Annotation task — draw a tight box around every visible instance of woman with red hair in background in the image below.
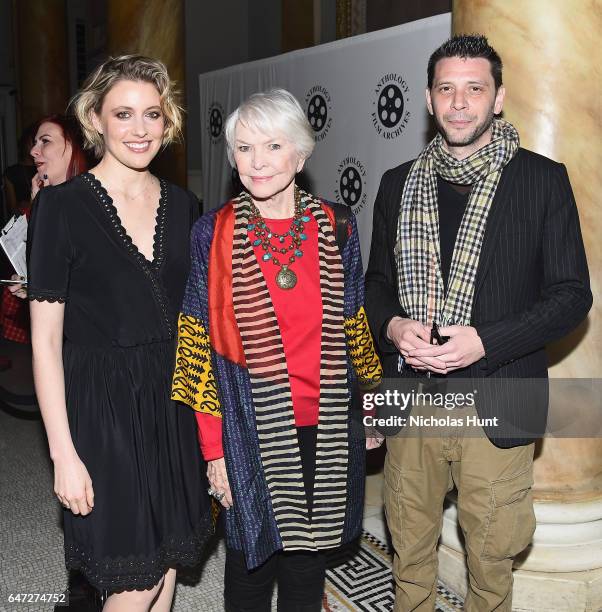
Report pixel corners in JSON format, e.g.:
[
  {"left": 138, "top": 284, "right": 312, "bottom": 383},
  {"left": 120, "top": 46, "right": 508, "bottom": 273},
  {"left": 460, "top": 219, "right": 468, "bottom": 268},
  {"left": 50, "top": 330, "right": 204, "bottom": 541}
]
[
  {"left": 29, "top": 114, "right": 89, "bottom": 201},
  {"left": 2, "top": 114, "right": 89, "bottom": 342}
]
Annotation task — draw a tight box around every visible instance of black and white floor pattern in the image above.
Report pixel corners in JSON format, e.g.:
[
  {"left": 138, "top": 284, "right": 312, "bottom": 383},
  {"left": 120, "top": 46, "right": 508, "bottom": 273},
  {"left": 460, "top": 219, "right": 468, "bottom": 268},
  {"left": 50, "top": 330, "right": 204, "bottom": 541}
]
[
  {"left": 325, "top": 535, "right": 395, "bottom": 611},
  {"left": 324, "top": 532, "right": 463, "bottom": 611}
]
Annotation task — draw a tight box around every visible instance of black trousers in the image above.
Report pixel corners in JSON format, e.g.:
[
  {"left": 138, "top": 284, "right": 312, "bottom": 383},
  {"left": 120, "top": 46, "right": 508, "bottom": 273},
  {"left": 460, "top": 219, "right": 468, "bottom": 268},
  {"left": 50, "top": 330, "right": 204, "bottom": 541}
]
[{"left": 224, "top": 426, "right": 325, "bottom": 612}]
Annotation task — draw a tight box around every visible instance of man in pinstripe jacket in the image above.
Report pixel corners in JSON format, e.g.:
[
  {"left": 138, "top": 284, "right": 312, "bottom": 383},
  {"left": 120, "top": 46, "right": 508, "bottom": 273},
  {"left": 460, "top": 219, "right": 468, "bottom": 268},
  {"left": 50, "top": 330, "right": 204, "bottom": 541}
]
[{"left": 365, "top": 35, "right": 592, "bottom": 611}]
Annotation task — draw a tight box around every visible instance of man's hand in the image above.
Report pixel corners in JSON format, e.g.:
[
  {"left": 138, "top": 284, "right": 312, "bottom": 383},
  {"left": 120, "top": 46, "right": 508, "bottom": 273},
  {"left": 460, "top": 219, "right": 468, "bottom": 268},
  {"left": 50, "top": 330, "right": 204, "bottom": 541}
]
[
  {"left": 386, "top": 316, "right": 430, "bottom": 352},
  {"left": 365, "top": 426, "right": 385, "bottom": 450},
  {"left": 407, "top": 325, "right": 485, "bottom": 372},
  {"left": 387, "top": 317, "right": 448, "bottom": 374}
]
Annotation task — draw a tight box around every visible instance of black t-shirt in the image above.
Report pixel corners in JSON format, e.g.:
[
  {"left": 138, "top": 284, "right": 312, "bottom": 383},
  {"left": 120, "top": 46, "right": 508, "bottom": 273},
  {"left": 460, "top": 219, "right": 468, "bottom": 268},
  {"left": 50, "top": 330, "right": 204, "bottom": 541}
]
[{"left": 437, "top": 176, "right": 471, "bottom": 293}]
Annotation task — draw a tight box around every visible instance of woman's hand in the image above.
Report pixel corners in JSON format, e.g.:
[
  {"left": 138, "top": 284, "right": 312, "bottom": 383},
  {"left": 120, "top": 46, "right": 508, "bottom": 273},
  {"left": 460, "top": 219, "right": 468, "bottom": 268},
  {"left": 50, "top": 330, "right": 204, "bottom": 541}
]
[
  {"left": 53, "top": 452, "right": 94, "bottom": 516},
  {"left": 31, "top": 173, "right": 49, "bottom": 201},
  {"left": 8, "top": 274, "right": 27, "bottom": 299},
  {"left": 207, "top": 457, "right": 233, "bottom": 509}
]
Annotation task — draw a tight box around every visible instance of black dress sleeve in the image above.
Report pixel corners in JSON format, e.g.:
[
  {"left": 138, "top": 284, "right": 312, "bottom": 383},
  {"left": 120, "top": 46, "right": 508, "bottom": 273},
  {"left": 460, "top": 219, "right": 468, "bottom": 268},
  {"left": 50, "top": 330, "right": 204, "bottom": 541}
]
[{"left": 27, "top": 187, "right": 72, "bottom": 303}]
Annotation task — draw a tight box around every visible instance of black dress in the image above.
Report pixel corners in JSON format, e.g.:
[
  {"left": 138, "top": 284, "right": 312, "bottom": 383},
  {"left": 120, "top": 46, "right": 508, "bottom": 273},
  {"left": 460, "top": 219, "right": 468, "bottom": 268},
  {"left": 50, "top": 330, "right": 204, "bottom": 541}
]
[{"left": 27, "top": 173, "right": 212, "bottom": 593}]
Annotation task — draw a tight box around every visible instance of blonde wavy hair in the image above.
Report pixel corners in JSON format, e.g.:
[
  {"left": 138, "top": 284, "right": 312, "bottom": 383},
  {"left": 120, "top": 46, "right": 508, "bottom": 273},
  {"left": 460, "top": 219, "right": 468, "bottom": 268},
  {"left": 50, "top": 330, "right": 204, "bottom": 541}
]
[{"left": 71, "top": 54, "right": 183, "bottom": 158}]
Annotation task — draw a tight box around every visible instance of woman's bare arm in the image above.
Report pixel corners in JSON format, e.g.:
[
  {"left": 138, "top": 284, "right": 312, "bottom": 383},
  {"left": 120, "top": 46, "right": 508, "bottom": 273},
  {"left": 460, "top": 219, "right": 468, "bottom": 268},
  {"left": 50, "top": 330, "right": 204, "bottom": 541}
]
[{"left": 30, "top": 300, "right": 94, "bottom": 515}]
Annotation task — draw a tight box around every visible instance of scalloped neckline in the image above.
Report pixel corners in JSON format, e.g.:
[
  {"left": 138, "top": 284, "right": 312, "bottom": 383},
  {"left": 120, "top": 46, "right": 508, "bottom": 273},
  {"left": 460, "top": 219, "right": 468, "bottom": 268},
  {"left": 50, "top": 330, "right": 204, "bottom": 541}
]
[{"left": 82, "top": 172, "right": 167, "bottom": 269}]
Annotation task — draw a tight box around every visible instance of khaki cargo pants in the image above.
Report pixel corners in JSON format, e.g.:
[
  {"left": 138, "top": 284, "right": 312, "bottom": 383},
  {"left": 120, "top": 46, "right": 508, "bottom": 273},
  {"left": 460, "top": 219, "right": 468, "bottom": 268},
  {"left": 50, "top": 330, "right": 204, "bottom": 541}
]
[{"left": 384, "top": 408, "right": 536, "bottom": 611}]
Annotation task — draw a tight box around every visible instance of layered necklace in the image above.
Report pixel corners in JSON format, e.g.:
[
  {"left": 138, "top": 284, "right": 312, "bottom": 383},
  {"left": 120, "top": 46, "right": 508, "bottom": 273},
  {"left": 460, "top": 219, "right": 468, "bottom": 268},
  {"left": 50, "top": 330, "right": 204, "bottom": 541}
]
[{"left": 248, "top": 186, "right": 310, "bottom": 290}]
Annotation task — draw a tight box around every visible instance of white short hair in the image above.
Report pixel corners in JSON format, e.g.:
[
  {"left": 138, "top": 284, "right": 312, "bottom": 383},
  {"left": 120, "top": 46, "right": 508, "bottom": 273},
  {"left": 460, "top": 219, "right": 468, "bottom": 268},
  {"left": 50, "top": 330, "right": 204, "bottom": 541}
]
[{"left": 224, "top": 88, "right": 315, "bottom": 167}]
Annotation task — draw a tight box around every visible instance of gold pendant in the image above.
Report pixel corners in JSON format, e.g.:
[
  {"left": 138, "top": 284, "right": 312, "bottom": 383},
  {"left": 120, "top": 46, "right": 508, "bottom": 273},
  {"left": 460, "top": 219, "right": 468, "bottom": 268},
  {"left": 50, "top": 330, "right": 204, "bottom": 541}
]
[{"left": 276, "top": 265, "right": 297, "bottom": 290}]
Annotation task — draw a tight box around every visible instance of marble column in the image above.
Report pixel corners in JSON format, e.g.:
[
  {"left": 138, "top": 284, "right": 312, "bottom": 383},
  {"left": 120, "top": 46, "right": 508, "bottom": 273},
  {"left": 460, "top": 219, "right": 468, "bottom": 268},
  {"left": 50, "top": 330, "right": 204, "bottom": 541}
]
[
  {"left": 107, "top": 0, "right": 186, "bottom": 187},
  {"left": 436, "top": 3, "right": 602, "bottom": 610},
  {"left": 335, "top": 0, "right": 367, "bottom": 39},
  {"left": 15, "top": 0, "right": 70, "bottom": 129}
]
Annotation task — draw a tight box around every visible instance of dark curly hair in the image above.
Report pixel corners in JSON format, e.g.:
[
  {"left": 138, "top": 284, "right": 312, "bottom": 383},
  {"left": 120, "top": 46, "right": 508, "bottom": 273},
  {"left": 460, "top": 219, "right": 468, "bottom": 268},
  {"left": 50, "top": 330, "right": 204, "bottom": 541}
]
[{"left": 427, "top": 34, "right": 503, "bottom": 90}]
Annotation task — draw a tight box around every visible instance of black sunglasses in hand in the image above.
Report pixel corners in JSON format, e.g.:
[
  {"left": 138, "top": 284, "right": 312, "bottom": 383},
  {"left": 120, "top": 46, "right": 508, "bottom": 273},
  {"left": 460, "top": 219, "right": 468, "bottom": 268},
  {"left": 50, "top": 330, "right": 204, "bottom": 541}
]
[{"left": 430, "top": 322, "right": 450, "bottom": 346}]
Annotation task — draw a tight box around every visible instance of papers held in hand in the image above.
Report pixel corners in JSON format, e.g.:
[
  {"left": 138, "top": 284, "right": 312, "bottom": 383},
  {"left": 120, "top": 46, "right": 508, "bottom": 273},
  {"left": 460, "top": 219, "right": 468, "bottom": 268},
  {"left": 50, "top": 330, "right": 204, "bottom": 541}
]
[
  {"left": 0, "top": 214, "right": 28, "bottom": 279},
  {"left": 0, "top": 279, "right": 27, "bottom": 285}
]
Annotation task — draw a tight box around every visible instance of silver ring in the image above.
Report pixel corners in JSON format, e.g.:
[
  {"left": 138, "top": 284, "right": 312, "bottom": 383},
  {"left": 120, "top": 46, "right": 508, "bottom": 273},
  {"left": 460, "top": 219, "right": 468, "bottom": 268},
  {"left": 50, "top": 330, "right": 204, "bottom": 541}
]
[
  {"left": 214, "top": 491, "right": 225, "bottom": 502},
  {"left": 207, "top": 487, "right": 216, "bottom": 497}
]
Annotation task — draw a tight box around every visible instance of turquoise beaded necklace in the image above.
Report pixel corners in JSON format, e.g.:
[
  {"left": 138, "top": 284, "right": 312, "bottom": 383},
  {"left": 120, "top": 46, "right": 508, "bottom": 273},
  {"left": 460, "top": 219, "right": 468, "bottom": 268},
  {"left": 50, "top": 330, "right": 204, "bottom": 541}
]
[{"left": 247, "top": 186, "right": 309, "bottom": 290}]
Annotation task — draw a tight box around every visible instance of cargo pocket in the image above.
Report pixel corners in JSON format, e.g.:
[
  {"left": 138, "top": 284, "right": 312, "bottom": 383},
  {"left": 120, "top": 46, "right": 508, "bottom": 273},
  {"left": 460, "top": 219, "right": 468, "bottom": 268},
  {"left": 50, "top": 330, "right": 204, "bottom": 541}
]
[
  {"left": 480, "top": 467, "right": 536, "bottom": 561},
  {"left": 383, "top": 455, "right": 405, "bottom": 550}
]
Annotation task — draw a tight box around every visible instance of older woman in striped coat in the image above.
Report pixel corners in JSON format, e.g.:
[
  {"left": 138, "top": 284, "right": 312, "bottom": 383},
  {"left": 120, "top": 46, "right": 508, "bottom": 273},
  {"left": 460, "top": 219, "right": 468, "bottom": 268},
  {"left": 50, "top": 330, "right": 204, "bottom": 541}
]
[{"left": 172, "top": 89, "right": 382, "bottom": 612}]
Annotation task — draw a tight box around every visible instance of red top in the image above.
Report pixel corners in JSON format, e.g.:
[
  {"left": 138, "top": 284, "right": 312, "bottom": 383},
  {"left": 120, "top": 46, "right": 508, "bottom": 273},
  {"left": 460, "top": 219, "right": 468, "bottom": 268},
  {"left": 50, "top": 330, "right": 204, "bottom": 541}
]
[{"left": 196, "top": 212, "right": 322, "bottom": 460}]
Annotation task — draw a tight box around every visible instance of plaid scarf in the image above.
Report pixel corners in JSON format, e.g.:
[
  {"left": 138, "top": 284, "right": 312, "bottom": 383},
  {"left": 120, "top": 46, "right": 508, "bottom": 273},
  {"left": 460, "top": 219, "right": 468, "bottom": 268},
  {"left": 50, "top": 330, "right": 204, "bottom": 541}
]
[{"left": 395, "top": 118, "right": 519, "bottom": 326}]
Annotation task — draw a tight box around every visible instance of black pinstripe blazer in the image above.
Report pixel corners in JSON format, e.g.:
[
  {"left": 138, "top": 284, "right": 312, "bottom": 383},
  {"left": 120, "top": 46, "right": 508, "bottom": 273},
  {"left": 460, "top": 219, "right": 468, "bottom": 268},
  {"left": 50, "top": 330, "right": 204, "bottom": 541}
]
[{"left": 365, "top": 148, "right": 593, "bottom": 447}]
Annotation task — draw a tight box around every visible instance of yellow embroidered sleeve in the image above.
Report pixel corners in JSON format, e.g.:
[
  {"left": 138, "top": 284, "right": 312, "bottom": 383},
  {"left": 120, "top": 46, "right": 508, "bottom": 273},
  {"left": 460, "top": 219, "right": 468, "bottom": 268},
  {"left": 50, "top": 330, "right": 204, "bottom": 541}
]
[
  {"left": 344, "top": 306, "right": 383, "bottom": 390},
  {"left": 171, "top": 313, "right": 222, "bottom": 417}
]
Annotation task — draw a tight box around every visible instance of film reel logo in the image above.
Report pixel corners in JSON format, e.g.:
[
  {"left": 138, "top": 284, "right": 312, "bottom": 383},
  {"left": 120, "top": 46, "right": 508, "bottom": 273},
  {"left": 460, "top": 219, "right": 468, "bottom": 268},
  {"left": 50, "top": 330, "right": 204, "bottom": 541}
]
[
  {"left": 334, "top": 156, "right": 368, "bottom": 215},
  {"left": 308, "top": 95, "right": 327, "bottom": 131},
  {"left": 372, "top": 74, "right": 411, "bottom": 139},
  {"left": 305, "top": 85, "right": 332, "bottom": 142},
  {"left": 207, "top": 102, "right": 225, "bottom": 144}
]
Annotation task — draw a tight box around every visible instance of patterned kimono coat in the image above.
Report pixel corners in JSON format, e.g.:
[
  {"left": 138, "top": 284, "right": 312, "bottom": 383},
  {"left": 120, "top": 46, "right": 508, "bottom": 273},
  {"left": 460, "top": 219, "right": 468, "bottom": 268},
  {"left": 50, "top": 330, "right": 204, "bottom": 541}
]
[{"left": 172, "top": 190, "right": 382, "bottom": 569}]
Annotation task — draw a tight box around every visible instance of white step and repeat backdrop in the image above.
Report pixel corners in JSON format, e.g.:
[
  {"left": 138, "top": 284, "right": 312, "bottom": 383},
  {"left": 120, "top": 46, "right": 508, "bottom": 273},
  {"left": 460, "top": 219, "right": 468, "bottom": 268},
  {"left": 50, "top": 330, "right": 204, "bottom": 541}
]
[{"left": 198, "top": 13, "right": 451, "bottom": 261}]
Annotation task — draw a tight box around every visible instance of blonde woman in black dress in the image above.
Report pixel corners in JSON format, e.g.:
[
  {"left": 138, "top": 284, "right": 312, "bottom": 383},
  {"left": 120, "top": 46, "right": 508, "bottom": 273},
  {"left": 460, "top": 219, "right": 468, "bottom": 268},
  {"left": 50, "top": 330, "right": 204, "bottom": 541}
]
[{"left": 28, "top": 55, "right": 212, "bottom": 611}]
